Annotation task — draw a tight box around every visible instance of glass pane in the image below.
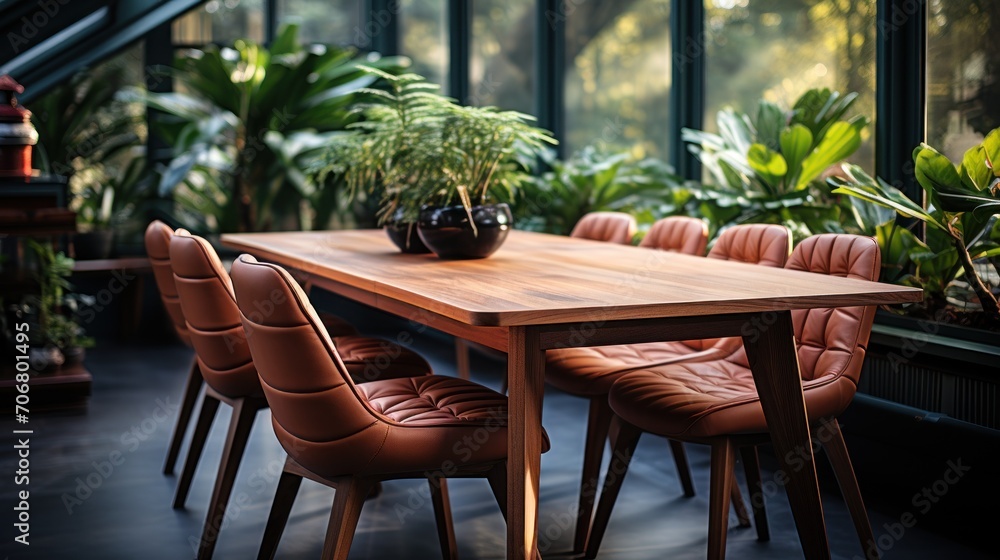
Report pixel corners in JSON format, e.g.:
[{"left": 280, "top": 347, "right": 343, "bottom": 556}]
[
  {"left": 927, "top": 1, "right": 1000, "bottom": 160},
  {"left": 277, "top": 0, "right": 363, "bottom": 47},
  {"left": 399, "top": 0, "right": 448, "bottom": 88},
  {"left": 704, "top": 0, "right": 877, "bottom": 169},
  {"left": 471, "top": 0, "right": 534, "bottom": 112},
  {"left": 172, "top": 0, "right": 264, "bottom": 45},
  {"left": 564, "top": 0, "right": 671, "bottom": 159}
]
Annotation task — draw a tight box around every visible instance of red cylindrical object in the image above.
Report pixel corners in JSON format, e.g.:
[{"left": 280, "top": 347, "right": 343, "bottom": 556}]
[{"left": 0, "top": 75, "right": 37, "bottom": 178}]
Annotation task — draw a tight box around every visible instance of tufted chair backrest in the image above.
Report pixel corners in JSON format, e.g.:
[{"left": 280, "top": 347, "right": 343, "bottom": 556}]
[
  {"left": 231, "top": 254, "right": 388, "bottom": 476},
  {"left": 144, "top": 221, "right": 190, "bottom": 345},
  {"left": 685, "top": 224, "right": 792, "bottom": 355},
  {"left": 639, "top": 216, "right": 709, "bottom": 255},
  {"left": 786, "top": 234, "right": 881, "bottom": 385},
  {"left": 570, "top": 212, "right": 638, "bottom": 245},
  {"left": 169, "top": 232, "right": 260, "bottom": 398},
  {"left": 708, "top": 224, "right": 791, "bottom": 267}
]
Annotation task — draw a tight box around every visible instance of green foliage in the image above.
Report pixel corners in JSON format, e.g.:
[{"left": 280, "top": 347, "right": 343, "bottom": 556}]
[
  {"left": 314, "top": 68, "right": 555, "bottom": 230},
  {"left": 683, "top": 88, "right": 869, "bottom": 240},
  {"left": 23, "top": 241, "right": 91, "bottom": 349},
  {"left": 124, "top": 24, "right": 408, "bottom": 233},
  {"left": 511, "top": 147, "right": 691, "bottom": 237},
  {"left": 74, "top": 152, "right": 155, "bottom": 230},
  {"left": 830, "top": 129, "right": 1000, "bottom": 322}
]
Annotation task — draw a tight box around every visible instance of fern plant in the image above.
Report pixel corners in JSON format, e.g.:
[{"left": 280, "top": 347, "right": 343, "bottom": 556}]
[{"left": 315, "top": 68, "right": 556, "bottom": 231}]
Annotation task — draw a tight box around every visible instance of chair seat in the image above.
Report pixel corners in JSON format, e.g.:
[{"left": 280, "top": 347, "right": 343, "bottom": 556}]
[
  {"left": 318, "top": 312, "right": 361, "bottom": 337},
  {"left": 334, "top": 335, "right": 433, "bottom": 381},
  {"left": 609, "top": 359, "right": 857, "bottom": 439},
  {"left": 545, "top": 342, "right": 728, "bottom": 396}
]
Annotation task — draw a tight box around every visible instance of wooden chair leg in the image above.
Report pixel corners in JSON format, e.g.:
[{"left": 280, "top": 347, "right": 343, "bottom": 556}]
[
  {"left": 428, "top": 477, "right": 458, "bottom": 560},
  {"left": 173, "top": 392, "right": 219, "bottom": 509},
  {"left": 257, "top": 467, "right": 303, "bottom": 560},
  {"left": 321, "top": 478, "right": 374, "bottom": 560},
  {"left": 730, "top": 471, "right": 752, "bottom": 528},
  {"left": 197, "top": 398, "right": 260, "bottom": 560},
  {"left": 486, "top": 462, "right": 508, "bottom": 521},
  {"left": 708, "top": 439, "right": 736, "bottom": 560},
  {"left": 584, "top": 418, "right": 642, "bottom": 560},
  {"left": 454, "top": 338, "right": 471, "bottom": 380},
  {"left": 164, "top": 358, "right": 203, "bottom": 475},
  {"left": 668, "top": 439, "right": 696, "bottom": 497},
  {"left": 820, "top": 418, "right": 878, "bottom": 560},
  {"left": 573, "top": 397, "right": 614, "bottom": 554},
  {"left": 740, "top": 446, "right": 770, "bottom": 542}
]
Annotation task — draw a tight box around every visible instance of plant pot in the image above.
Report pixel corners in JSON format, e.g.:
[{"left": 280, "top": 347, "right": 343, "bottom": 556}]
[
  {"left": 417, "top": 203, "right": 513, "bottom": 259},
  {"left": 384, "top": 221, "right": 432, "bottom": 254},
  {"left": 73, "top": 229, "right": 115, "bottom": 260}
]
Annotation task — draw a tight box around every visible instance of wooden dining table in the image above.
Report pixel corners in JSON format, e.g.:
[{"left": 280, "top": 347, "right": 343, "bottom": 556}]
[{"left": 222, "top": 228, "right": 922, "bottom": 559}]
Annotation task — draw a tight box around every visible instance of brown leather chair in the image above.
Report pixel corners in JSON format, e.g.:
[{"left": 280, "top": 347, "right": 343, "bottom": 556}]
[
  {"left": 230, "top": 254, "right": 548, "bottom": 560},
  {"left": 587, "top": 234, "right": 882, "bottom": 560},
  {"left": 146, "top": 221, "right": 431, "bottom": 476},
  {"left": 145, "top": 220, "right": 202, "bottom": 475},
  {"left": 638, "top": 216, "right": 709, "bottom": 254},
  {"left": 570, "top": 211, "right": 638, "bottom": 244},
  {"left": 545, "top": 223, "right": 791, "bottom": 553},
  {"left": 168, "top": 231, "right": 435, "bottom": 559}
]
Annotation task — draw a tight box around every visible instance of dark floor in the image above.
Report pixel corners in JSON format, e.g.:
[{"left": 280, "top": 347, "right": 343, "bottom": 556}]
[{"left": 1, "top": 325, "right": 992, "bottom": 559}]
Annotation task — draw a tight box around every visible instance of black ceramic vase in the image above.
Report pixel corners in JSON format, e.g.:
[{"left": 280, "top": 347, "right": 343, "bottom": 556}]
[
  {"left": 417, "top": 203, "right": 513, "bottom": 259},
  {"left": 384, "top": 220, "right": 432, "bottom": 254}
]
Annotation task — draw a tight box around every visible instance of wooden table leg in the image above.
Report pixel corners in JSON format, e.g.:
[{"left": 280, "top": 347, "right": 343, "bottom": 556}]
[
  {"left": 506, "top": 326, "right": 545, "bottom": 560},
  {"left": 742, "top": 311, "right": 831, "bottom": 560}
]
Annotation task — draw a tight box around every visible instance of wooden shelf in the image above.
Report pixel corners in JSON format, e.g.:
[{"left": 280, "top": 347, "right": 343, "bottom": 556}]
[{"left": 0, "top": 361, "right": 92, "bottom": 412}]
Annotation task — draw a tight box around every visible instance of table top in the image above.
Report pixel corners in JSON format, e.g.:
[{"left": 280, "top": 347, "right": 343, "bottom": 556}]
[{"left": 222, "top": 229, "right": 923, "bottom": 327}]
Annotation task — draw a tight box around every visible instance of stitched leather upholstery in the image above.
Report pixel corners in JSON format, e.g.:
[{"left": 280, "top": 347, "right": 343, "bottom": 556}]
[
  {"left": 231, "top": 255, "right": 546, "bottom": 478},
  {"left": 608, "top": 234, "right": 880, "bottom": 438},
  {"left": 570, "top": 212, "right": 637, "bottom": 244},
  {"left": 145, "top": 220, "right": 190, "bottom": 345},
  {"left": 708, "top": 223, "right": 790, "bottom": 267},
  {"left": 170, "top": 232, "right": 261, "bottom": 398},
  {"left": 545, "top": 224, "right": 791, "bottom": 396},
  {"left": 639, "top": 216, "right": 709, "bottom": 255}
]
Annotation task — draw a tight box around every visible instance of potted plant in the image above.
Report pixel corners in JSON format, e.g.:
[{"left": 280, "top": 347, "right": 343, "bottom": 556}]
[
  {"left": 318, "top": 68, "right": 556, "bottom": 258},
  {"left": 317, "top": 68, "right": 454, "bottom": 253},
  {"left": 72, "top": 153, "right": 152, "bottom": 259},
  {"left": 413, "top": 103, "right": 556, "bottom": 259},
  {"left": 829, "top": 127, "right": 1000, "bottom": 326},
  {"left": 22, "top": 241, "right": 94, "bottom": 369}
]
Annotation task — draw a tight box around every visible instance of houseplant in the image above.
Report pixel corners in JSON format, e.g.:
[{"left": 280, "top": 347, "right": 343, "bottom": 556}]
[
  {"left": 315, "top": 68, "right": 453, "bottom": 253},
  {"left": 72, "top": 152, "right": 153, "bottom": 259},
  {"left": 317, "top": 68, "right": 556, "bottom": 258},
  {"left": 22, "top": 241, "right": 94, "bottom": 369},
  {"left": 124, "top": 24, "right": 407, "bottom": 234},
  {"left": 828, "top": 128, "right": 1000, "bottom": 326},
  {"left": 510, "top": 146, "right": 692, "bottom": 237},
  {"left": 683, "top": 88, "right": 870, "bottom": 241}
]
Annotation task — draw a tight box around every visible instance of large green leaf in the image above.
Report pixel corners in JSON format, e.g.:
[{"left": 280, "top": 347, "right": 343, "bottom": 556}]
[
  {"left": 780, "top": 124, "right": 813, "bottom": 188},
  {"left": 747, "top": 143, "right": 787, "bottom": 191},
  {"left": 960, "top": 144, "right": 994, "bottom": 192},
  {"left": 754, "top": 100, "right": 785, "bottom": 151},
  {"left": 984, "top": 128, "right": 1000, "bottom": 178},
  {"left": 796, "top": 119, "right": 864, "bottom": 189},
  {"left": 829, "top": 164, "right": 946, "bottom": 230},
  {"left": 913, "top": 144, "right": 966, "bottom": 211}
]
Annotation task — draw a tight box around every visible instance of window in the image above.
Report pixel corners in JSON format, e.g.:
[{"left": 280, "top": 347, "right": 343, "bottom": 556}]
[
  {"left": 172, "top": 0, "right": 264, "bottom": 46},
  {"left": 564, "top": 0, "right": 671, "bottom": 158},
  {"left": 704, "top": 0, "right": 877, "bottom": 169},
  {"left": 926, "top": 0, "right": 1000, "bottom": 160},
  {"left": 471, "top": 0, "right": 535, "bottom": 111},
  {"left": 399, "top": 0, "right": 448, "bottom": 89},
  {"left": 277, "top": 0, "right": 364, "bottom": 47}
]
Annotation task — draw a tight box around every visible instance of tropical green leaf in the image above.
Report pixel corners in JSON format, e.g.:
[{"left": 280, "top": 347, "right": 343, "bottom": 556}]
[
  {"left": 796, "top": 120, "right": 864, "bottom": 189},
  {"left": 780, "top": 124, "right": 813, "bottom": 187}
]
